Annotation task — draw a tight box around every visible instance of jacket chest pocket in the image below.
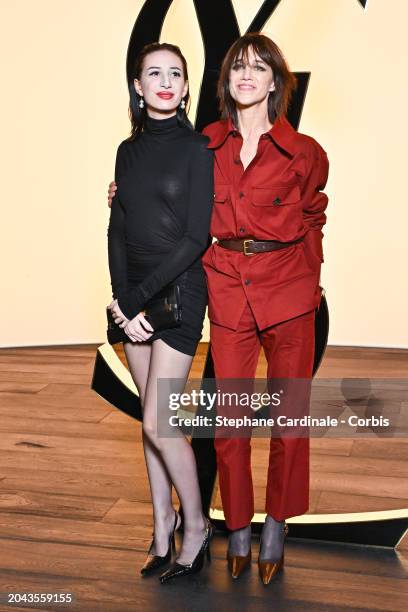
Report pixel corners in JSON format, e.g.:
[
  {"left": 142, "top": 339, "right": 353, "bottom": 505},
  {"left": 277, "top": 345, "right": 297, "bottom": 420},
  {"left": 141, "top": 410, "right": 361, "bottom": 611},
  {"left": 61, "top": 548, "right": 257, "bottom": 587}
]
[
  {"left": 252, "top": 182, "right": 301, "bottom": 207},
  {"left": 213, "top": 184, "right": 230, "bottom": 205}
]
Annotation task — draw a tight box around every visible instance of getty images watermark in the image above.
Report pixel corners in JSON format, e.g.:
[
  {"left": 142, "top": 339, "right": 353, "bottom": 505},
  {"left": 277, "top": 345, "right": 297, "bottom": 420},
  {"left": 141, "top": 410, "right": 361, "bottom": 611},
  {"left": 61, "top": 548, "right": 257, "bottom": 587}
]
[{"left": 155, "top": 377, "right": 408, "bottom": 438}]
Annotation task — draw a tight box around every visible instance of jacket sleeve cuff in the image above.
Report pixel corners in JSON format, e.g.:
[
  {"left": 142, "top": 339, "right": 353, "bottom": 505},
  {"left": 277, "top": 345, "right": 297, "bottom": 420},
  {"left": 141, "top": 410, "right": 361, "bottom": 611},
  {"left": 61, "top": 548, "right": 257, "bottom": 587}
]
[
  {"left": 303, "top": 228, "right": 324, "bottom": 264},
  {"left": 115, "top": 290, "right": 140, "bottom": 321}
]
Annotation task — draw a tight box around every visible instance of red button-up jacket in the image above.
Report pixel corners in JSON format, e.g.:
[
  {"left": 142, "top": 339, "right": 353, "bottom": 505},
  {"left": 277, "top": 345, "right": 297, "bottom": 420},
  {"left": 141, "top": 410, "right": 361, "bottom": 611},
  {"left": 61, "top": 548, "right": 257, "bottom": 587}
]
[{"left": 201, "top": 114, "right": 329, "bottom": 331}]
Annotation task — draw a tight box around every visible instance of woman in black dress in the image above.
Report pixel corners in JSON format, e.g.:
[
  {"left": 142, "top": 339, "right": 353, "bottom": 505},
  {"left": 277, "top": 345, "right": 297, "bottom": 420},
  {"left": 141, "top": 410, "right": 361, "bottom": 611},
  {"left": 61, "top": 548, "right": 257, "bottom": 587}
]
[{"left": 107, "top": 42, "right": 214, "bottom": 582}]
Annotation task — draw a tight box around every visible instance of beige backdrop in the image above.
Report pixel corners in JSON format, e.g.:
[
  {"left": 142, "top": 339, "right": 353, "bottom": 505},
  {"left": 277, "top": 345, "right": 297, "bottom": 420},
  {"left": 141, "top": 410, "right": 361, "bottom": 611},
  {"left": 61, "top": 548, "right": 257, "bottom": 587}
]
[{"left": 1, "top": 0, "right": 407, "bottom": 348}]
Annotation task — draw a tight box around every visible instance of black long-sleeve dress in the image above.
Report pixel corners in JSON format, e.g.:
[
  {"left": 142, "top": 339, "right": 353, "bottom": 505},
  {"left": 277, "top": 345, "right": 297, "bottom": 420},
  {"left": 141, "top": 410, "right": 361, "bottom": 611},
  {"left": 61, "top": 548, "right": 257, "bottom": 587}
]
[{"left": 107, "top": 114, "right": 214, "bottom": 356}]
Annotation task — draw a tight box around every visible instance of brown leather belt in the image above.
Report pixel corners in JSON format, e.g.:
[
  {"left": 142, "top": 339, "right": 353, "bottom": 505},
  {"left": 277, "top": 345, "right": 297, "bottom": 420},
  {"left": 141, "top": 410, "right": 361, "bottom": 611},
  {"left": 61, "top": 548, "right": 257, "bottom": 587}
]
[{"left": 217, "top": 236, "right": 304, "bottom": 256}]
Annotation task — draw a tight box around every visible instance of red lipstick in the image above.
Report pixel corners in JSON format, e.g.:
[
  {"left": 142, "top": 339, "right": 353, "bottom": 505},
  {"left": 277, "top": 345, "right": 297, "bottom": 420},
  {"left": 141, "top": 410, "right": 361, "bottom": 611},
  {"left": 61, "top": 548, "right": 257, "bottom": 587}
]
[{"left": 156, "top": 92, "right": 174, "bottom": 99}]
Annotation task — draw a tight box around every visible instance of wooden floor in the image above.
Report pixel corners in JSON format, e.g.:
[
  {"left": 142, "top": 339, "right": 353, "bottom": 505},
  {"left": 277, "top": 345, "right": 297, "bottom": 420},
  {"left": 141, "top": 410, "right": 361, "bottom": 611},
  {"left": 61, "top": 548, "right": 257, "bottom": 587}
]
[{"left": 0, "top": 344, "right": 407, "bottom": 611}]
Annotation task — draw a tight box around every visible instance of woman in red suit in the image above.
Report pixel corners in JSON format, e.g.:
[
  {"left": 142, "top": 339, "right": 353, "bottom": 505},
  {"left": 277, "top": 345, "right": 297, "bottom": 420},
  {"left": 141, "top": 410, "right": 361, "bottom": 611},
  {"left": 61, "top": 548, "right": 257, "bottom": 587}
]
[
  {"left": 200, "top": 32, "right": 329, "bottom": 584},
  {"left": 108, "top": 32, "right": 329, "bottom": 585}
]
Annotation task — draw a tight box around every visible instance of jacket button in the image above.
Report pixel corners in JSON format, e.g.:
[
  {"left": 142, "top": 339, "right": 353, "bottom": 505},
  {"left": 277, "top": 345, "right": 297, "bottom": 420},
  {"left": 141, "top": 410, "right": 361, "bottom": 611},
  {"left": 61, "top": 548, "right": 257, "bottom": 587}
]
[
  {"left": 234, "top": 158, "right": 240, "bottom": 164},
  {"left": 239, "top": 227, "right": 245, "bottom": 233},
  {"left": 273, "top": 197, "right": 281, "bottom": 205},
  {"left": 239, "top": 192, "right": 245, "bottom": 198},
  {"left": 244, "top": 279, "right": 251, "bottom": 286}
]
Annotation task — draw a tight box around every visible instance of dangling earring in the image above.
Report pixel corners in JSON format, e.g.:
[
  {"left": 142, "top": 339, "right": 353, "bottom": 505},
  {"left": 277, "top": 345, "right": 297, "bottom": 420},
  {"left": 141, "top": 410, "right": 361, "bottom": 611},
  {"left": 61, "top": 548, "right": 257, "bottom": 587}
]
[
  {"left": 139, "top": 97, "right": 144, "bottom": 109},
  {"left": 180, "top": 99, "right": 186, "bottom": 110}
]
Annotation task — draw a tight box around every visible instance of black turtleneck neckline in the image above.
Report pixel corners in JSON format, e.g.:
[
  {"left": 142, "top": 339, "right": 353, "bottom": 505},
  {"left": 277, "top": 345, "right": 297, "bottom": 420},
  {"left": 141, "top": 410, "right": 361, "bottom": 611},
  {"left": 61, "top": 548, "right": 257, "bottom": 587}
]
[{"left": 144, "top": 113, "right": 179, "bottom": 135}]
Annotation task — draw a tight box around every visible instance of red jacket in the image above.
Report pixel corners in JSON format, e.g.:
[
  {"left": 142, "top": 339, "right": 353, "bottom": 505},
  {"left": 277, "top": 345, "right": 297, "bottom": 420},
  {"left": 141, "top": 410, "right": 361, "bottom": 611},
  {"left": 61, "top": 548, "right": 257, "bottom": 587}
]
[{"left": 201, "top": 114, "right": 329, "bottom": 331}]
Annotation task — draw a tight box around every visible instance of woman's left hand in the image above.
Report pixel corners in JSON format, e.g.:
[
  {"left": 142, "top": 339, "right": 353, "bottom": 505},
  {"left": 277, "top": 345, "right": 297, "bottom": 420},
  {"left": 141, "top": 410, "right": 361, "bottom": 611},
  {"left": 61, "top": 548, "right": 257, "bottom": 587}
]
[
  {"left": 123, "top": 312, "right": 154, "bottom": 342},
  {"left": 108, "top": 299, "right": 129, "bottom": 328}
]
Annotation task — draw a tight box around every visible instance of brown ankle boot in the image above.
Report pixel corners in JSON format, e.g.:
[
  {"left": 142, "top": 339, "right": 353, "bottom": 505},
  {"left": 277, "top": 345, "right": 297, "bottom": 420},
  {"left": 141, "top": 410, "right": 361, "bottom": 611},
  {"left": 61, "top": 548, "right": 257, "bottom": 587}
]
[
  {"left": 227, "top": 547, "right": 252, "bottom": 579},
  {"left": 257, "top": 522, "right": 289, "bottom": 585}
]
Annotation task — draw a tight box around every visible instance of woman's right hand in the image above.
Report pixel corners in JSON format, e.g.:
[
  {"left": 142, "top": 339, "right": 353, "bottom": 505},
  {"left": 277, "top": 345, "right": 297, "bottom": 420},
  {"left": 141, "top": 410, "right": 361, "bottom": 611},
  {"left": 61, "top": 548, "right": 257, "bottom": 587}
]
[
  {"left": 108, "top": 180, "right": 117, "bottom": 208},
  {"left": 123, "top": 312, "right": 155, "bottom": 342}
]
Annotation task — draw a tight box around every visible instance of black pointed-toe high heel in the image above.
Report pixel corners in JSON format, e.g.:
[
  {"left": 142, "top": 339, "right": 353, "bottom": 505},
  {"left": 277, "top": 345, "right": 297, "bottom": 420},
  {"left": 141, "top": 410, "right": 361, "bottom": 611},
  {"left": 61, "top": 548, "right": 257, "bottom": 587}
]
[
  {"left": 140, "top": 509, "right": 180, "bottom": 576},
  {"left": 159, "top": 517, "right": 213, "bottom": 584}
]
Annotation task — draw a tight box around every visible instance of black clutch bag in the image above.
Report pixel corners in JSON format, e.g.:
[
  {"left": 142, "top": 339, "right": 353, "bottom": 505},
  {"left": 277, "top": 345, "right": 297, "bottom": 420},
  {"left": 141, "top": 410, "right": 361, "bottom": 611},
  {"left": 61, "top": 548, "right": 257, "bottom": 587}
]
[
  {"left": 106, "top": 283, "right": 182, "bottom": 345},
  {"left": 143, "top": 283, "right": 182, "bottom": 331},
  {"left": 106, "top": 307, "right": 130, "bottom": 345}
]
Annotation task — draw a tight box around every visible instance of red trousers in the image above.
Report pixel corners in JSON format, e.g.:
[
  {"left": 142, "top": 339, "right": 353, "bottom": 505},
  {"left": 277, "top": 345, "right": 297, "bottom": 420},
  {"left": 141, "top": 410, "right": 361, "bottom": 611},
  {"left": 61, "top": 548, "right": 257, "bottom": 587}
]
[{"left": 210, "top": 300, "right": 315, "bottom": 530}]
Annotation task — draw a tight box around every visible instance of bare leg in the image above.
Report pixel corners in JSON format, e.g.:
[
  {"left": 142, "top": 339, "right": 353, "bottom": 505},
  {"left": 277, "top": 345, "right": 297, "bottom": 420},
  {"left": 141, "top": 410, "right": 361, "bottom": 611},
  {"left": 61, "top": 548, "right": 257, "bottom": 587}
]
[
  {"left": 124, "top": 342, "right": 180, "bottom": 556},
  {"left": 142, "top": 339, "right": 207, "bottom": 565}
]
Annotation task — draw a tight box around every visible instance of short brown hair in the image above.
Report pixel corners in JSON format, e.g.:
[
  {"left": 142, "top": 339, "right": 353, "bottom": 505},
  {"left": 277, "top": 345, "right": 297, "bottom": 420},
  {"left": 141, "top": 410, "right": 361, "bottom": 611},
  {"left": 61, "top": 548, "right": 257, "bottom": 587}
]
[{"left": 217, "top": 33, "right": 297, "bottom": 125}]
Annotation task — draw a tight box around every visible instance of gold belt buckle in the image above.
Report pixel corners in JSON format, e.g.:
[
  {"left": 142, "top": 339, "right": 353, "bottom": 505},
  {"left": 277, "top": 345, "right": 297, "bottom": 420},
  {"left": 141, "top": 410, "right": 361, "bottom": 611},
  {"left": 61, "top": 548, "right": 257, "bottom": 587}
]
[{"left": 243, "top": 239, "right": 255, "bottom": 256}]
